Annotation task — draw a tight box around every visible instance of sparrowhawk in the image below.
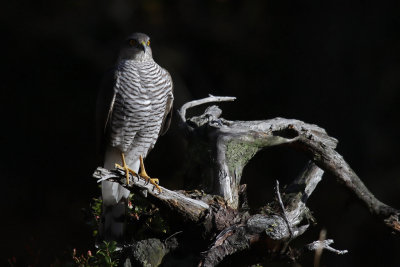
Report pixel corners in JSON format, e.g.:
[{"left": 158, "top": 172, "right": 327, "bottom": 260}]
[{"left": 97, "top": 32, "right": 174, "bottom": 241}]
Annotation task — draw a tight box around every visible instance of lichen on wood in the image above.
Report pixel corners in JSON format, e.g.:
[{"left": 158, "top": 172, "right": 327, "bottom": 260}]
[{"left": 225, "top": 139, "right": 259, "bottom": 178}]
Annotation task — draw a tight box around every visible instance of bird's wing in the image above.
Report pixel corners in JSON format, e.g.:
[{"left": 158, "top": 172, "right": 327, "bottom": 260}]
[
  {"left": 96, "top": 67, "right": 117, "bottom": 163},
  {"left": 159, "top": 70, "right": 174, "bottom": 136}
]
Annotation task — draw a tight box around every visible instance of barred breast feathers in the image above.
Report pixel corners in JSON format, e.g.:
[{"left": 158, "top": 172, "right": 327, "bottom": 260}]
[{"left": 108, "top": 59, "right": 173, "bottom": 152}]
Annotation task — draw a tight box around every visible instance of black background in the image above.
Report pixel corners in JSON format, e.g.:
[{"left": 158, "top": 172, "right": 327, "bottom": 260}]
[{"left": 2, "top": 1, "right": 400, "bottom": 266}]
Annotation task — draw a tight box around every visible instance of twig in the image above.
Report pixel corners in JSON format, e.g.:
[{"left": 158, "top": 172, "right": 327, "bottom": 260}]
[
  {"left": 306, "top": 239, "right": 348, "bottom": 255},
  {"left": 178, "top": 94, "right": 236, "bottom": 123},
  {"left": 275, "top": 180, "right": 293, "bottom": 238},
  {"left": 164, "top": 231, "right": 183, "bottom": 243}
]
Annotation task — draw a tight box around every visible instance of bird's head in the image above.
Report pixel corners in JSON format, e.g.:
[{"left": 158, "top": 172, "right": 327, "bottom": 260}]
[{"left": 118, "top": 32, "right": 152, "bottom": 61}]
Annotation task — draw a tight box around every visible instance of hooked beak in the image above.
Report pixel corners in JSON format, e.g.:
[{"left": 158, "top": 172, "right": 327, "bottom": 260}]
[{"left": 139, "top": 41, "right": 147, "bottom": 53}]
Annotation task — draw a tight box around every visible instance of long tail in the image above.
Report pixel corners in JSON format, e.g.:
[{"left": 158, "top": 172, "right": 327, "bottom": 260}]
[
  {"left": 100, "top": 146, "right": 137, "bottom": 242},
  {"left": 100, "top": 190, "right": 128, "bottom": 242}
]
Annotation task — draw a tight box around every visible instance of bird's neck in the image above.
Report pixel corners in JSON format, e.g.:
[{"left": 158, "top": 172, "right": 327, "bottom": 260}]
[
  {"left": 121, "top": 59, "right": 155, "bottom": 69},
  {"left": 118, "top": 52, "right": 153, "bottom": 63}
]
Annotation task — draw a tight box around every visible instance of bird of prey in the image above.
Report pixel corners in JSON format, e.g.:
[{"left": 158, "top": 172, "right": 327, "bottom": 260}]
[{"left": 96, "top": 32, "right": 174, "bottom": 242}]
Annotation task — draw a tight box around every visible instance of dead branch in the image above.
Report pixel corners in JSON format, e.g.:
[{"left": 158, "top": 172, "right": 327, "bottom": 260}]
[
  {"left": 178, "top": 94, "right": 236, "bottom": 126},
  {"left": 306, "top": 239, "right": 348, "bottom": 255},
  {"left": 93, "top": 95, "right": 399, "bottom": 266},
  {"left": 93, "top": 167, "right": 209, "bottom": 222}
]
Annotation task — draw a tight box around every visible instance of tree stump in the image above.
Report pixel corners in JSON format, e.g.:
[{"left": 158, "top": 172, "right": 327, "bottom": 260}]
[{"left": 93, "top": 95, "right": 400, "bottom": 267}]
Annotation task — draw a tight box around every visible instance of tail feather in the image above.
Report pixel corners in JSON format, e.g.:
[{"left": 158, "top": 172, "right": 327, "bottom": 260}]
[
  {"left": 100, "top": 146, "right": 134, "bottom": 241},
  {"left": 101, "top": 200, "right": 128, "bottom": 242}
]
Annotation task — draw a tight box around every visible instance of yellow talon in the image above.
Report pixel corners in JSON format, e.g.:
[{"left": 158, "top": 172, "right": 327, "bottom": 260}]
[
  {"left": 115, "top": 153, "right": 138, "bottom": 185},
  {"left": 139, "top": 155, "right": 162, "bottom": 193}
]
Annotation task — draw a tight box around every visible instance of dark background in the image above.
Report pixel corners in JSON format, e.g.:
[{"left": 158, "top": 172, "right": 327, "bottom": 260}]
[{"left": 2, "top": 1, "right": 400, "bottom": 266}]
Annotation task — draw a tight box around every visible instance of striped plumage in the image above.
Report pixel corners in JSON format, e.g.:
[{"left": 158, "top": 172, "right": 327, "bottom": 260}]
[
  {"left": 110, "top": 59, "right": 173, "bottom": 161},
  {"left": 97, "top": 33, "right": 173, "bottom": 241}
]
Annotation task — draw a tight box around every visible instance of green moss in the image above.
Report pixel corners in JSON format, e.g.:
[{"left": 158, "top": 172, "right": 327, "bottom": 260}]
[{"left": 225, "top": 140, "right": 259, "bottom": 177}]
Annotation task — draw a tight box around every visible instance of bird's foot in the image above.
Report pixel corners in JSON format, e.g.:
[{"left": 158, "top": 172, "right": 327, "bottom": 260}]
[
  {"left": 139, "top": 155, "right": 162, "bottom": 193},
  {"left": 142, "top": 175, "right": 161, "bottom": 193},
  {"left": 115, "top": 153, "right": 138, "bottom": 185}
]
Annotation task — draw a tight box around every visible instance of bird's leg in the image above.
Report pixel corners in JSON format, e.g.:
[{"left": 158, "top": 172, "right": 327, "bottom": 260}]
[
  {"left": 115, "top": 153, "right": 138, "bottom": 185},
  {"left": 139, "top": 155, "right": 162, "bottom": 193}
]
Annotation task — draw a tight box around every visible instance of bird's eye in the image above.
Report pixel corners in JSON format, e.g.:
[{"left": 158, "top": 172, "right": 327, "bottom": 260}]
[
  {"left": 128, "top": 39, "right": 137, "bottom": 46},
  {"left": 146, "top": 40, "right": 150, "bottom": 46}
]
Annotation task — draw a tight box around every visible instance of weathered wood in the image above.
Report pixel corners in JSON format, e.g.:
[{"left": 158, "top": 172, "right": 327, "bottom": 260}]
[
  {"left": 178, "top": 97, "right": 399, "bottom": 226},
  {"left": 93, "top": 95, "right": 400, "bottom": 266},
  {"left": 93, "top": 167, "right": 209, "bottom": 222},
  {"left": 177, "top": 94, "right": 236, "bottom": 128},
  {"left": 306, "top": 239, "right": 348, "bottom": 255}
]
